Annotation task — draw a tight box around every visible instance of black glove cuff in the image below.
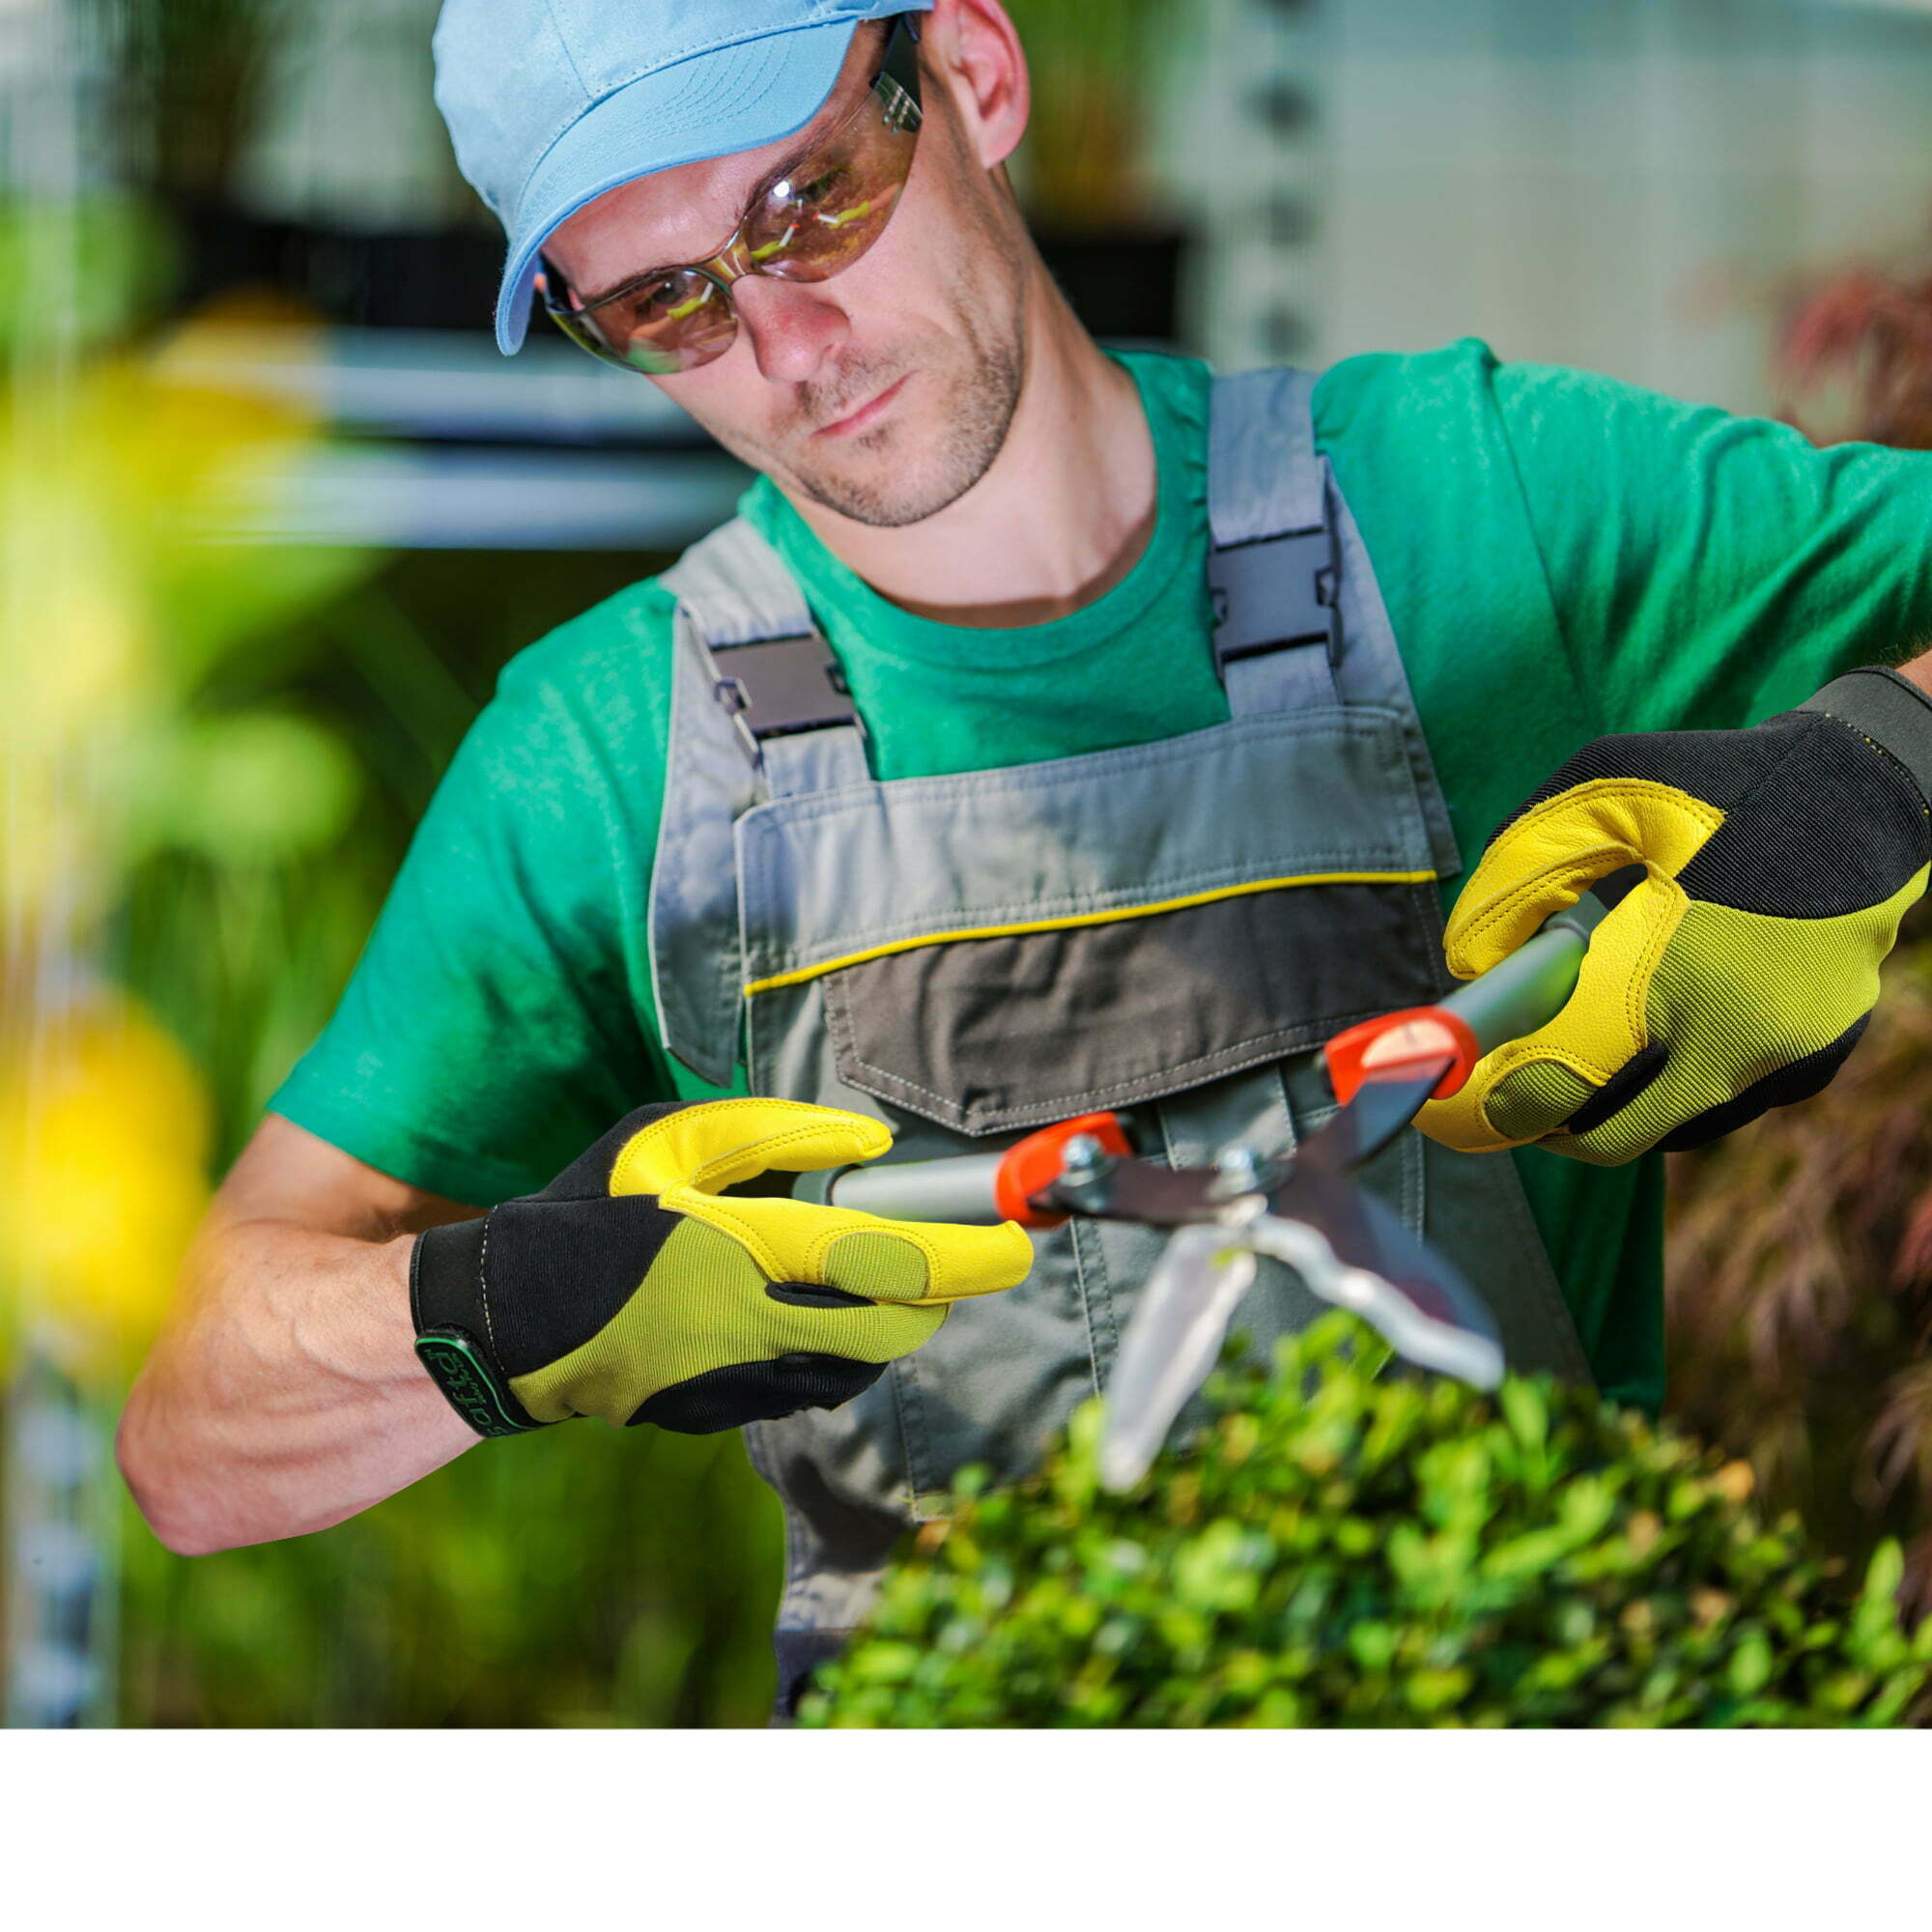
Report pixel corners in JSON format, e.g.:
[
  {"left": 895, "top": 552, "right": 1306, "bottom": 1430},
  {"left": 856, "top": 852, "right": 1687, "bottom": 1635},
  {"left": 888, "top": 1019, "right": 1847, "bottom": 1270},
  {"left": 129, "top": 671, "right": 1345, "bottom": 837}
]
[
  {"left": 1803, "top": 667, "right": 1932, "bottom": 811},
  {"left": 410, "top": 1217, "right": 545, "bottom": 1437},
  {"left": 412, "top": 1215, "right": 488, "bottom": 1333}
]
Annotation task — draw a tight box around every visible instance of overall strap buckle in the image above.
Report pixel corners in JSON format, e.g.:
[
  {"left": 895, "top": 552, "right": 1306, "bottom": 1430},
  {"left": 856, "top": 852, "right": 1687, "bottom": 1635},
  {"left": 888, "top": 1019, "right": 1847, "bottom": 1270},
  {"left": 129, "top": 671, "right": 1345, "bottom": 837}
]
[
  {"left": 713, "top": 633, "right": 865, "bottom": 767},
  {"left": 1207, "top": 524, "right": 1341, "bottom": 682}
]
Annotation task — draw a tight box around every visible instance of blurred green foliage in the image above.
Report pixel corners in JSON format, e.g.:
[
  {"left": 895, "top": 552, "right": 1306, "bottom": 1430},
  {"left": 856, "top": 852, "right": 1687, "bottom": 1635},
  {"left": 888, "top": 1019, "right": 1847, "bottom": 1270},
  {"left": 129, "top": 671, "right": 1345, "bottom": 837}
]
[
  {"left": 1007, "top": 0, "right": 1188, "bottom": 229},
  {"left": 107, "top": 543, "right": 785, "bottom": 1726},
  {"left": 806, "top": 1317, "right": 1932, "bottom": 1727},
  {"left": 0, "top": 197, "right": 176, "bottom": 360},
  {"left": 122, "top": 1424, "right": 781, "bottom": 1727},
  {"left": 0, "top": 162, "right": 781, "bottom": 1726},
  {"left": 116, "top": 550, "right": 651, "bottom": 1171}
]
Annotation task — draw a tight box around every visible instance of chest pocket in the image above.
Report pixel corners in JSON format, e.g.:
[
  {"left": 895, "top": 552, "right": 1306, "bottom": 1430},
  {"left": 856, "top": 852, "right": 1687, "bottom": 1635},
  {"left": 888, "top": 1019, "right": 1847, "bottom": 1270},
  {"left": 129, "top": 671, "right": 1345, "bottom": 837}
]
[{"left": 737, "top": 708, "right": 1450, "bottom": 1138}]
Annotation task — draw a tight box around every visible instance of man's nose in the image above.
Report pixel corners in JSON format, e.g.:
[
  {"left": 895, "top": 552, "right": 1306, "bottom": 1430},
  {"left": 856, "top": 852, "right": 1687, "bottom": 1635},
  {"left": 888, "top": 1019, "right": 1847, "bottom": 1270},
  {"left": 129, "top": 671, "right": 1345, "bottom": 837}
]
[{"left": 732, "top": 276, "right": 849, "bottom": 384}]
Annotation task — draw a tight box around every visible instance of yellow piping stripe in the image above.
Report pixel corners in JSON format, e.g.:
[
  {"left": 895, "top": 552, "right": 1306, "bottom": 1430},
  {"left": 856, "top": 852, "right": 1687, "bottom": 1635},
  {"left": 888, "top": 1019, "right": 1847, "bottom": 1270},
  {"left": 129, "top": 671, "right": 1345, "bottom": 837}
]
[{"left": 742, "top": 868, "right": 1438, "bottom": 998}]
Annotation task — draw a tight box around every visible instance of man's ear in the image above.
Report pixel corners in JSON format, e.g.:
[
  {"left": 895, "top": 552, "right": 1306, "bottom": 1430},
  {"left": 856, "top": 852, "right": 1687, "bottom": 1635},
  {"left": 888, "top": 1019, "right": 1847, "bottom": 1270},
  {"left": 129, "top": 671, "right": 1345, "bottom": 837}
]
[{"left": 921, "top": 0, "right": 1030, "bottom": 171}]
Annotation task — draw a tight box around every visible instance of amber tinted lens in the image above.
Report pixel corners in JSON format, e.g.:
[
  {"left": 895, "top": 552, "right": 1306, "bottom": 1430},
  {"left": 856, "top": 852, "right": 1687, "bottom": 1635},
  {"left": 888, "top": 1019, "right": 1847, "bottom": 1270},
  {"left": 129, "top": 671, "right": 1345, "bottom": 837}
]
[
  {"left": 576, "top": 266, "right": 737, "bottom": 373},
  {"left": 739, "top": 78, "right": 917, "bottom": 284},
  {"left": 546, "top": 299, "right": 622, "bottom": 368}
]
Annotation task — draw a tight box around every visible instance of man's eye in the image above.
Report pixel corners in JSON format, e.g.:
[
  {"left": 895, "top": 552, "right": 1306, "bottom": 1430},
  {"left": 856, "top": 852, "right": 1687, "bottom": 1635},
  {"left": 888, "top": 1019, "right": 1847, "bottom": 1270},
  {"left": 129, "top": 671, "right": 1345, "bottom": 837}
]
[
  {"left": 795, "top": 167, "right": 846, "bottom": 207},
  {"left": 635, "top": 277, "right": 697, "bottom": 319}
]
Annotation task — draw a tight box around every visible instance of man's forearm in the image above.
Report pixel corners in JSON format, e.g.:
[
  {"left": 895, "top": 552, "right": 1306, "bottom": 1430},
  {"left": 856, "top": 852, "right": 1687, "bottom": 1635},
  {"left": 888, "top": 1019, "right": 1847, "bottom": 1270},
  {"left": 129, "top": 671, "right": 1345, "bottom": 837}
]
[{"left": 118, "top": 1214, "right": 476, "bottom": 1555}]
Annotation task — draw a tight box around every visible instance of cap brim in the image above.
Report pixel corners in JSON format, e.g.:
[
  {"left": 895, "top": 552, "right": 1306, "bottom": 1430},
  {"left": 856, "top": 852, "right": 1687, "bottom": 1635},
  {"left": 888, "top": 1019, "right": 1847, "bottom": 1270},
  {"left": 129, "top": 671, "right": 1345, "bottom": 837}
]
[{"left": 496, "top": 18, "right": 863, "bottom": 355}]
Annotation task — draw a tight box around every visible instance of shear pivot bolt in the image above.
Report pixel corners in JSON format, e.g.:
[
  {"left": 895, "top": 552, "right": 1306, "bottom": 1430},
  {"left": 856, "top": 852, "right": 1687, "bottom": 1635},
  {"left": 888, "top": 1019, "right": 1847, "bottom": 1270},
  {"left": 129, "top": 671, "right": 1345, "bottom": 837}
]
[
  {"left": 1212, "top": 1146, "right": 1267, "bottom": 1199},
  {"left": 1057, "top": 1133, "right": 1111, "bottom": 1186}
]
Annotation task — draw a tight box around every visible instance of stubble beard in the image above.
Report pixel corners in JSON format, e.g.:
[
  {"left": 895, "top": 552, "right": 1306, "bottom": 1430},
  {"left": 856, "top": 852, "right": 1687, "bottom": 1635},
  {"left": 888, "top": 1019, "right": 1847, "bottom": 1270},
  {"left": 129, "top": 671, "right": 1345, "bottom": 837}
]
[
  {"left": 717, "top": 216, "right": 1030, "bottom": 529},
  {"left": 781, "top": 275, "right": 1027, "bottom": 528}
]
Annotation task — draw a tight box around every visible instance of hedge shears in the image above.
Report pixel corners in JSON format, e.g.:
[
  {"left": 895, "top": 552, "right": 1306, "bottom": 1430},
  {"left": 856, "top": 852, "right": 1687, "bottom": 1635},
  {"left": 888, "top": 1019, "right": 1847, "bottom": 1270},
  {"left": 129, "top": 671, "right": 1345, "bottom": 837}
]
[{"left": 817, "top": 881, "right": 1623, "bottom": 1491}]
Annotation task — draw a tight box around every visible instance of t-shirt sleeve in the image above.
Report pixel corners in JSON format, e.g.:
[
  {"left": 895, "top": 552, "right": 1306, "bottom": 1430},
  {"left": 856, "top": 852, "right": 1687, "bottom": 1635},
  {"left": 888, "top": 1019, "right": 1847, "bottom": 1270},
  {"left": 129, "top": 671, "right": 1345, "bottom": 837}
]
[
  {"left": 1492, "top": 356, "right": 1932, "bottom": 739},
  {"left": 270, "top": 583, "right": 692, "bottom": 1207}
]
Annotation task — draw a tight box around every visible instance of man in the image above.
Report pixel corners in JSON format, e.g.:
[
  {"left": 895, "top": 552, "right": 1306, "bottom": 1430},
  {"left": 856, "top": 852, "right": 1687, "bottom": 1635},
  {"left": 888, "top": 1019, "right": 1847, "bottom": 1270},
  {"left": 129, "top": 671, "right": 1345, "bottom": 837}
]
[{"left": 119, "top": 0, "right": 1932, "bottom": 1710}]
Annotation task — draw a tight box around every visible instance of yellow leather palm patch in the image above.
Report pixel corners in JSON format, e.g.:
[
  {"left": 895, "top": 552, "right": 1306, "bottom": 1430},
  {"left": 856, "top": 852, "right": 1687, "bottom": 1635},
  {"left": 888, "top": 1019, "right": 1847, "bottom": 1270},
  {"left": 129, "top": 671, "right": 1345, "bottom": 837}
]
[
  {"left": 609, "top": 1096, "right": 892, "bottom": 1197},
  {"left": 1440, "top": 779, "right": 1724, "bottom": 978}
]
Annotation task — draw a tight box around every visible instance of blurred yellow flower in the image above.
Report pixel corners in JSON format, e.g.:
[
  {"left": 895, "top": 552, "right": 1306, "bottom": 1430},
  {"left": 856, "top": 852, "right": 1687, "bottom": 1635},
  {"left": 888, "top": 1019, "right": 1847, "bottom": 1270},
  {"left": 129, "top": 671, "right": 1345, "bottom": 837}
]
[
  {"left": 4, "top": 559, "right": 153, "bottom": 741},
  {"left": 0, "top": 282, "right": 369, "bottom": 1379},
  {"left": 0, "top": 996, "right": 211, "bottom": 1374}
]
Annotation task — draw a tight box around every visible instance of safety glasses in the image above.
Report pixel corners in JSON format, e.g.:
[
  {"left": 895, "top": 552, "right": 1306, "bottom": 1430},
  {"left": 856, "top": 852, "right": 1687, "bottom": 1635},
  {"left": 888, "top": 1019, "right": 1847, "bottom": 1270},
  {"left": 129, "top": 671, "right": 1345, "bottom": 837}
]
[{"left": 540, "top": 16, "right": 923, "bottom": 376}]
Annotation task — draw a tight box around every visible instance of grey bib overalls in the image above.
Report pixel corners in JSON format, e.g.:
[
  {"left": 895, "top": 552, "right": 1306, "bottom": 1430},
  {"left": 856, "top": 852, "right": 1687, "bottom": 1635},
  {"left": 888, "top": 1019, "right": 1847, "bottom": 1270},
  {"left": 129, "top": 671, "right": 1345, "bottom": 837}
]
[{"left": 650, "top": 366, "right": 1588, "bottom": 1710}]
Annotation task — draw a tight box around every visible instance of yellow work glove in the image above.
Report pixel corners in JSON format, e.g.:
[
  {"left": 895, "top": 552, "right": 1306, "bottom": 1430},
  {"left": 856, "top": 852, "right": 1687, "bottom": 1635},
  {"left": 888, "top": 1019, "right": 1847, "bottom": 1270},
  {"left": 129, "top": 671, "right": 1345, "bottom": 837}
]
[
  {"left": 411, "top": 1098, "right": 1033, "bottom": 1436},
  {"left": 1419, "top": 668, "right": 1932, "bottom": 1166}
]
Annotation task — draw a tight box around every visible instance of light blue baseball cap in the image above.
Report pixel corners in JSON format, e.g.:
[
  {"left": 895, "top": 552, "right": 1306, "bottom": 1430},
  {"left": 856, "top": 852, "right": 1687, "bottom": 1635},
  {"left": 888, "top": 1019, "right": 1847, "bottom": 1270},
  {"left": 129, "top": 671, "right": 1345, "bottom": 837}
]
[{"left": 434, "top": 1, "right": 933, "bottom": 354}]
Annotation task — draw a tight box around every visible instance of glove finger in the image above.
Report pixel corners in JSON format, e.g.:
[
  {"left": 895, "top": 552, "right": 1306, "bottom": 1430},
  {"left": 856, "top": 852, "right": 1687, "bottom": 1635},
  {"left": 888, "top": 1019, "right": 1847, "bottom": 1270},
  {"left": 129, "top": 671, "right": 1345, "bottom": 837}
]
[
  {"left": 744, "top": 1280, "right": 946, "bottom": 1358},
  {"left": 626, "top": 1284, "right": 960, "bottom": 1434},
  {"left": 816, "top": 1221, "right": 1035, "bottom": 1306},
  {"left": 1468, "top": 1044, "right": 1674, "bottom": 1167},
  {"left": 1654, "top": 1011, "right": 1869, "bottom": 1152},
  {"left": 505, "top": 1218, "right": 946, "bottom": 1427},
  {"left": 1433, "top": 1004, "right": 1875, "bottom": 1170},
  {"left": 631, "top": 1353, "right": 890, "bottom": 1435},
  {"left": 756, "top": 1295, "right": 946, "bottom": 1356},
  {"left": 668, "top": 1189, "right": 1034, "bottom": 1305},
  {"left": 1547, "top": 880, "right": 1908, "bottom": 1160},
  {"left": 1481, "top": 1057, "right": 1607, "bottom": 1143},
  {"left": 1444, "top": 781, "right": 1721, "bottom": 977},
  {"left": 1417, "top": 1055, "right": 1596, "bottom": 1153},
  {"left": 608, "top": 1097, "right": 893, "bottom": 1198}
]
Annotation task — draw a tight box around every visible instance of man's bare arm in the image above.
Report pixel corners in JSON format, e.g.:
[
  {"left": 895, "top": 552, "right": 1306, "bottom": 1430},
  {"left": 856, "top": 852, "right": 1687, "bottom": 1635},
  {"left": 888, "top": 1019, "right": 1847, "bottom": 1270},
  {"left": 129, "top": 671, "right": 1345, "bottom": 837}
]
[{"left": 116, "top": 1115, "right": 481, "bottom": 1555}]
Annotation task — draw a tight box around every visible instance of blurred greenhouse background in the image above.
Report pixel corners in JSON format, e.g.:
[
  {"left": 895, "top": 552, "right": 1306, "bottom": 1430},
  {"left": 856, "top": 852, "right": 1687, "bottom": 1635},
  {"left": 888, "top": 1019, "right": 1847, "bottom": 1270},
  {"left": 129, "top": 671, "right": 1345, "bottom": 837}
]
[{"left": 3, "top": 0, "right": 1932, "bottom": 1725}]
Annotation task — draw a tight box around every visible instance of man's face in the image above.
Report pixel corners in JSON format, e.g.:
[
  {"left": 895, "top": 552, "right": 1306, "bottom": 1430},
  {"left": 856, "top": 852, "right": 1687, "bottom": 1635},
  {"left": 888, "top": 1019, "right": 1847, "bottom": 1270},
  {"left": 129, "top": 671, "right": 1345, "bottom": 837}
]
[{"left": 544, "top": 21, "right": 1029, "bottom": 528}]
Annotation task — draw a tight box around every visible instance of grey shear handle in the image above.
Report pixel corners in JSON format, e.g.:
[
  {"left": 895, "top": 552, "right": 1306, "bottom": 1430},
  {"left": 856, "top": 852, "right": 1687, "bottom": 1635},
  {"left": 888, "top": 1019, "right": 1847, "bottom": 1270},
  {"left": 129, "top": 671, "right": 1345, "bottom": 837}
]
[{"left": 821, "top": 1151, "right": 1004, "bottom": 1221}]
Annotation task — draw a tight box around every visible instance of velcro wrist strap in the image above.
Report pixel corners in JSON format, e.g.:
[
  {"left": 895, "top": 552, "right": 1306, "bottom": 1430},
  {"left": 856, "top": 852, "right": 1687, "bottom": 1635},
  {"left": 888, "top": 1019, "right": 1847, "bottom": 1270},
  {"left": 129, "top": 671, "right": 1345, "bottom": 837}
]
[
  {"left": 411, "top": 1217, "right": 544, "bottom": 1437},
  {"left": 1803, "top": 667, "right": 1932, "bottom": 809}
]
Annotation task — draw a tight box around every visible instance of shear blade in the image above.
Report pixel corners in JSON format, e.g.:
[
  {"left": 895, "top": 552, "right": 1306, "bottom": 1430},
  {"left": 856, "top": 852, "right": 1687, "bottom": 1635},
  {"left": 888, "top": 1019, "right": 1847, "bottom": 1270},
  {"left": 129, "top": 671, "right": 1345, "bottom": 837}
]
[
  {"left": 1297, "top": 1054, "right": 1458, "bottom": 1175},
  {"left": 1099, "top": 1224, "right": 1258, "bottom": 1492},
  {"left": 1264, "top": 1168, "right": 1503, "bottom": 1388}
]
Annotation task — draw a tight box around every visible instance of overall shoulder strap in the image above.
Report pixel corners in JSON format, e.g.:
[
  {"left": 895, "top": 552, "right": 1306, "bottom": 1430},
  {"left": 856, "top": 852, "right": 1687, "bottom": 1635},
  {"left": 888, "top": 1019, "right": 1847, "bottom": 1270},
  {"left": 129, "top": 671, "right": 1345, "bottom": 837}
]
[
  {"left": 1208, "top": 366, "right": 1461, "bottom": 876},
  {"left": 1206, "top": 366, "right": 1341, "bottom": 716},
  {"left": 650, "top": 517, "right": 867, "bottom": 1087},
  {"left": 660, "top": 517, "right": 870, "bottom": 798}
]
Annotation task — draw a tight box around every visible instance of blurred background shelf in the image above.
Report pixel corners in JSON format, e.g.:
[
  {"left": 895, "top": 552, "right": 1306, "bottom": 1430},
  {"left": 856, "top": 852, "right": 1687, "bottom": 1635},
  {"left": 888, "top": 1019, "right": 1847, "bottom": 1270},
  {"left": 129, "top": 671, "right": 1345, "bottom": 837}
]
[
  {"left": 157, "top": 323, "right": 718, "bottom": 447},
  {"left": 201, "top": 438, "right": 752, "bottom": 551},
  {"left": 157, "top": 322, "right": 753, "bottom": 550}
]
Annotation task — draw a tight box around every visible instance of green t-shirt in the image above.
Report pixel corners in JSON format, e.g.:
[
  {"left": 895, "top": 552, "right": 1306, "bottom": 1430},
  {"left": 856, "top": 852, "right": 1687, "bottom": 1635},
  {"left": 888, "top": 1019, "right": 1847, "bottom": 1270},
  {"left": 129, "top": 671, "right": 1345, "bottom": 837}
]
[{"left": 272, "top": 341, "right": 1932, "bottom": 1412}]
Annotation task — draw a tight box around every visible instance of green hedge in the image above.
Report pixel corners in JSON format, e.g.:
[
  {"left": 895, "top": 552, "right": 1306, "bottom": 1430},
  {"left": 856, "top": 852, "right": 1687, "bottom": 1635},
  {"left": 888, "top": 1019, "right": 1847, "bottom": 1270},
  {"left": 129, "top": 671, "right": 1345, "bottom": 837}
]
[{"left": 803, "top": 1318, "right": 1932, "bottom": 1727}]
